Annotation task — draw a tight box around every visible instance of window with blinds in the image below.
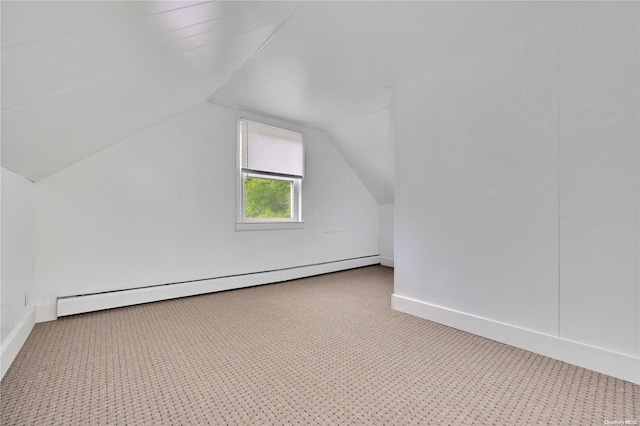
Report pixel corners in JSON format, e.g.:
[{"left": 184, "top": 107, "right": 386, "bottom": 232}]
[
  {"left": 238, "top": 119, "right": 304, "bottom": 225},
  {"left": 241, "top": 119, "right": 304, "bottom": 178}
]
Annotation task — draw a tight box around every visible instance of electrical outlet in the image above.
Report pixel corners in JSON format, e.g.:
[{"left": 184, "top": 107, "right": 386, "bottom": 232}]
[{"left": 25, "top": 291, "right": 29, "bottom": 306}]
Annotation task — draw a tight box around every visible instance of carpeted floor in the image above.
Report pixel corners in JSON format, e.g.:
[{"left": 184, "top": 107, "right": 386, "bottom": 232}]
[{"left": 1, "top": 266, "right": 637, "bottom": 425}]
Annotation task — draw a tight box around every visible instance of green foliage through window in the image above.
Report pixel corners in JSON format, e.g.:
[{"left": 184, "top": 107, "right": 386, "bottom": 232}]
[{"left": 245, "top": 177, "right": 292, "bottom": 218}]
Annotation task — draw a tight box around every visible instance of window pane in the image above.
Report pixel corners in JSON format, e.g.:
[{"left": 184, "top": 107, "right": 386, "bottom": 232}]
[{"left": 245, "top": 177, "right": 292, "bottom": 218}]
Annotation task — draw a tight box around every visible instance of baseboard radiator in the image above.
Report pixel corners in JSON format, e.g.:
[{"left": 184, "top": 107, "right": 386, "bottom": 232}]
[{"left": 57, "top": 255, "right": 380, "bottom": 317}]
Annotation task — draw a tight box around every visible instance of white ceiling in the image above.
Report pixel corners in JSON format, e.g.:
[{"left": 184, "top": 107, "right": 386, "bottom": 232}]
[
  {"left": 211, "top": 2, "right": 559, "bottom": 129},
  {"left": 2, "top": 1, "right": 561, "bottom": 202},
  {"left": 1, "top": 1, "right": 297, "bottom": 181}
]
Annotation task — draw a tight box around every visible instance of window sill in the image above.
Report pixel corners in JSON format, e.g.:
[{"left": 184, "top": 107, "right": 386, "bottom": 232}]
[{"left": 236, "top": 221, "right": 305, "bottom": 231}]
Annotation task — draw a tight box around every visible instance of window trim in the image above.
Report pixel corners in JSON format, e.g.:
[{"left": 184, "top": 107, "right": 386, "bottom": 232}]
[{"left": 235, "top": 116, "right": 305, "bottom": 231}]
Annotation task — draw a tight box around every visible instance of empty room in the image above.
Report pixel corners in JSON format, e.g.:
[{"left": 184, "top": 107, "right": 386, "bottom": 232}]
[{"left": 1, "top": 1, "right": 638, "bottom": 424}]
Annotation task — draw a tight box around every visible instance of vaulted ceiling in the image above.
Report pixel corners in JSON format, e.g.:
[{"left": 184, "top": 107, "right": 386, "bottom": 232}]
[{"left": 1, "top": 1, "right": 561, "bottom": 202}]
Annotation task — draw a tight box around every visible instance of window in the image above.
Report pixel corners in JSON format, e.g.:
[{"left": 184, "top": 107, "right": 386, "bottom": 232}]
[{"left": 237, "top": 119, "right": 304, "bottom": 230}]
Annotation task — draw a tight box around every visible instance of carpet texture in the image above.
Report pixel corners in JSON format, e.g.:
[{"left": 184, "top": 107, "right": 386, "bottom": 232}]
[{"left": 1, "top": 266, "right": 637, "bottom": 425}]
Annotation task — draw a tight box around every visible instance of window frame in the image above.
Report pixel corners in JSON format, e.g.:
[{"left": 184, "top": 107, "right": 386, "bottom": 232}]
[{"left": 235, "top": 117, "right": 304, "bottom": 231}]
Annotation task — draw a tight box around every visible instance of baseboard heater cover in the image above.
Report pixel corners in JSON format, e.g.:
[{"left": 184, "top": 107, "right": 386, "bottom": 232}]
[{"left": 57, "top": 255, "right": 380, "bottom": 317}]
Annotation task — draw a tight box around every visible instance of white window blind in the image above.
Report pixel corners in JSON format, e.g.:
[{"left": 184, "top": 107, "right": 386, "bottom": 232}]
[{"left": 241, "top": 119, "right": 304, "bottom": 178}]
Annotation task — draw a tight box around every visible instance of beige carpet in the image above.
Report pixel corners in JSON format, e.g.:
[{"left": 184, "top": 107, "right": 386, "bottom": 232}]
[{"left": 1, "top": 266, "right": 637, "bottom": 425}]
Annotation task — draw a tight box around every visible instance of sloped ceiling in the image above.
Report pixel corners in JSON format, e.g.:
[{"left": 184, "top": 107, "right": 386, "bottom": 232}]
[
  {"left": 1, "top": 1, "right": 297, "bottom": 181},
  {"left": 2, "top": 1, "right": 561, "bottom": 202},
  {"left": 326, "top": 108, "right": 395, "bottom": 205}
]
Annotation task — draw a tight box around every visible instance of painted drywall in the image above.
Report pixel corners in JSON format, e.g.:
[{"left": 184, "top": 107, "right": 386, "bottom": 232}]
[
  {"left": 1, "top": 167, "right": 36, "bottom": 378},
  {"left": 394, "top": 3, "right": 639, "bottom": 382},
  {"left": 379, "top": 204, "right": 394, "bottom": 267},
  {"left": 34, "top": 103, "right": 379, "bottom": 308}
]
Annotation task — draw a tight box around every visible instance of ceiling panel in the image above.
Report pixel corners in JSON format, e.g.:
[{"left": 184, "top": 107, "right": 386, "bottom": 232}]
[
  {"left": 1, "top": 1, "right": 297, "bottom": 181},
  {"left": 3, "top": 10, "right": 288, "bottom": 109}
]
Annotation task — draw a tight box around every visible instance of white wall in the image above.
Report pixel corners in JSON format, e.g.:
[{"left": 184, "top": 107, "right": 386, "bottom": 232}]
[
  {"left": 393, "top": 3, "right": 639, "bottom": 383},
  {"left": 34, "top": 103, "right": 379, "bottom": 309},
  {"left": 1, "top": 167, "right": 35, "bottom": 379},
  {"left": 379, "top": 204, "right": 394, "bottom": 267}
]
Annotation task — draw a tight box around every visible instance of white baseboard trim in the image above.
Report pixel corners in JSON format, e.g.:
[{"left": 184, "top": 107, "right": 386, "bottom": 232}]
[
  {"left": 380, "top": 257, "right": 394, "bottom": 267},
  {"left": 1, "top": 306, "right": 36, "bottom": 381},
  {"left": 58, "top": 255, "right": 381, "bottom": 317},
  {"left": 36, "top": 304, "right": 57, "bottom": 323},
  {"left": 392, "top": 294, "right": 640, "bottom": 384}
]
